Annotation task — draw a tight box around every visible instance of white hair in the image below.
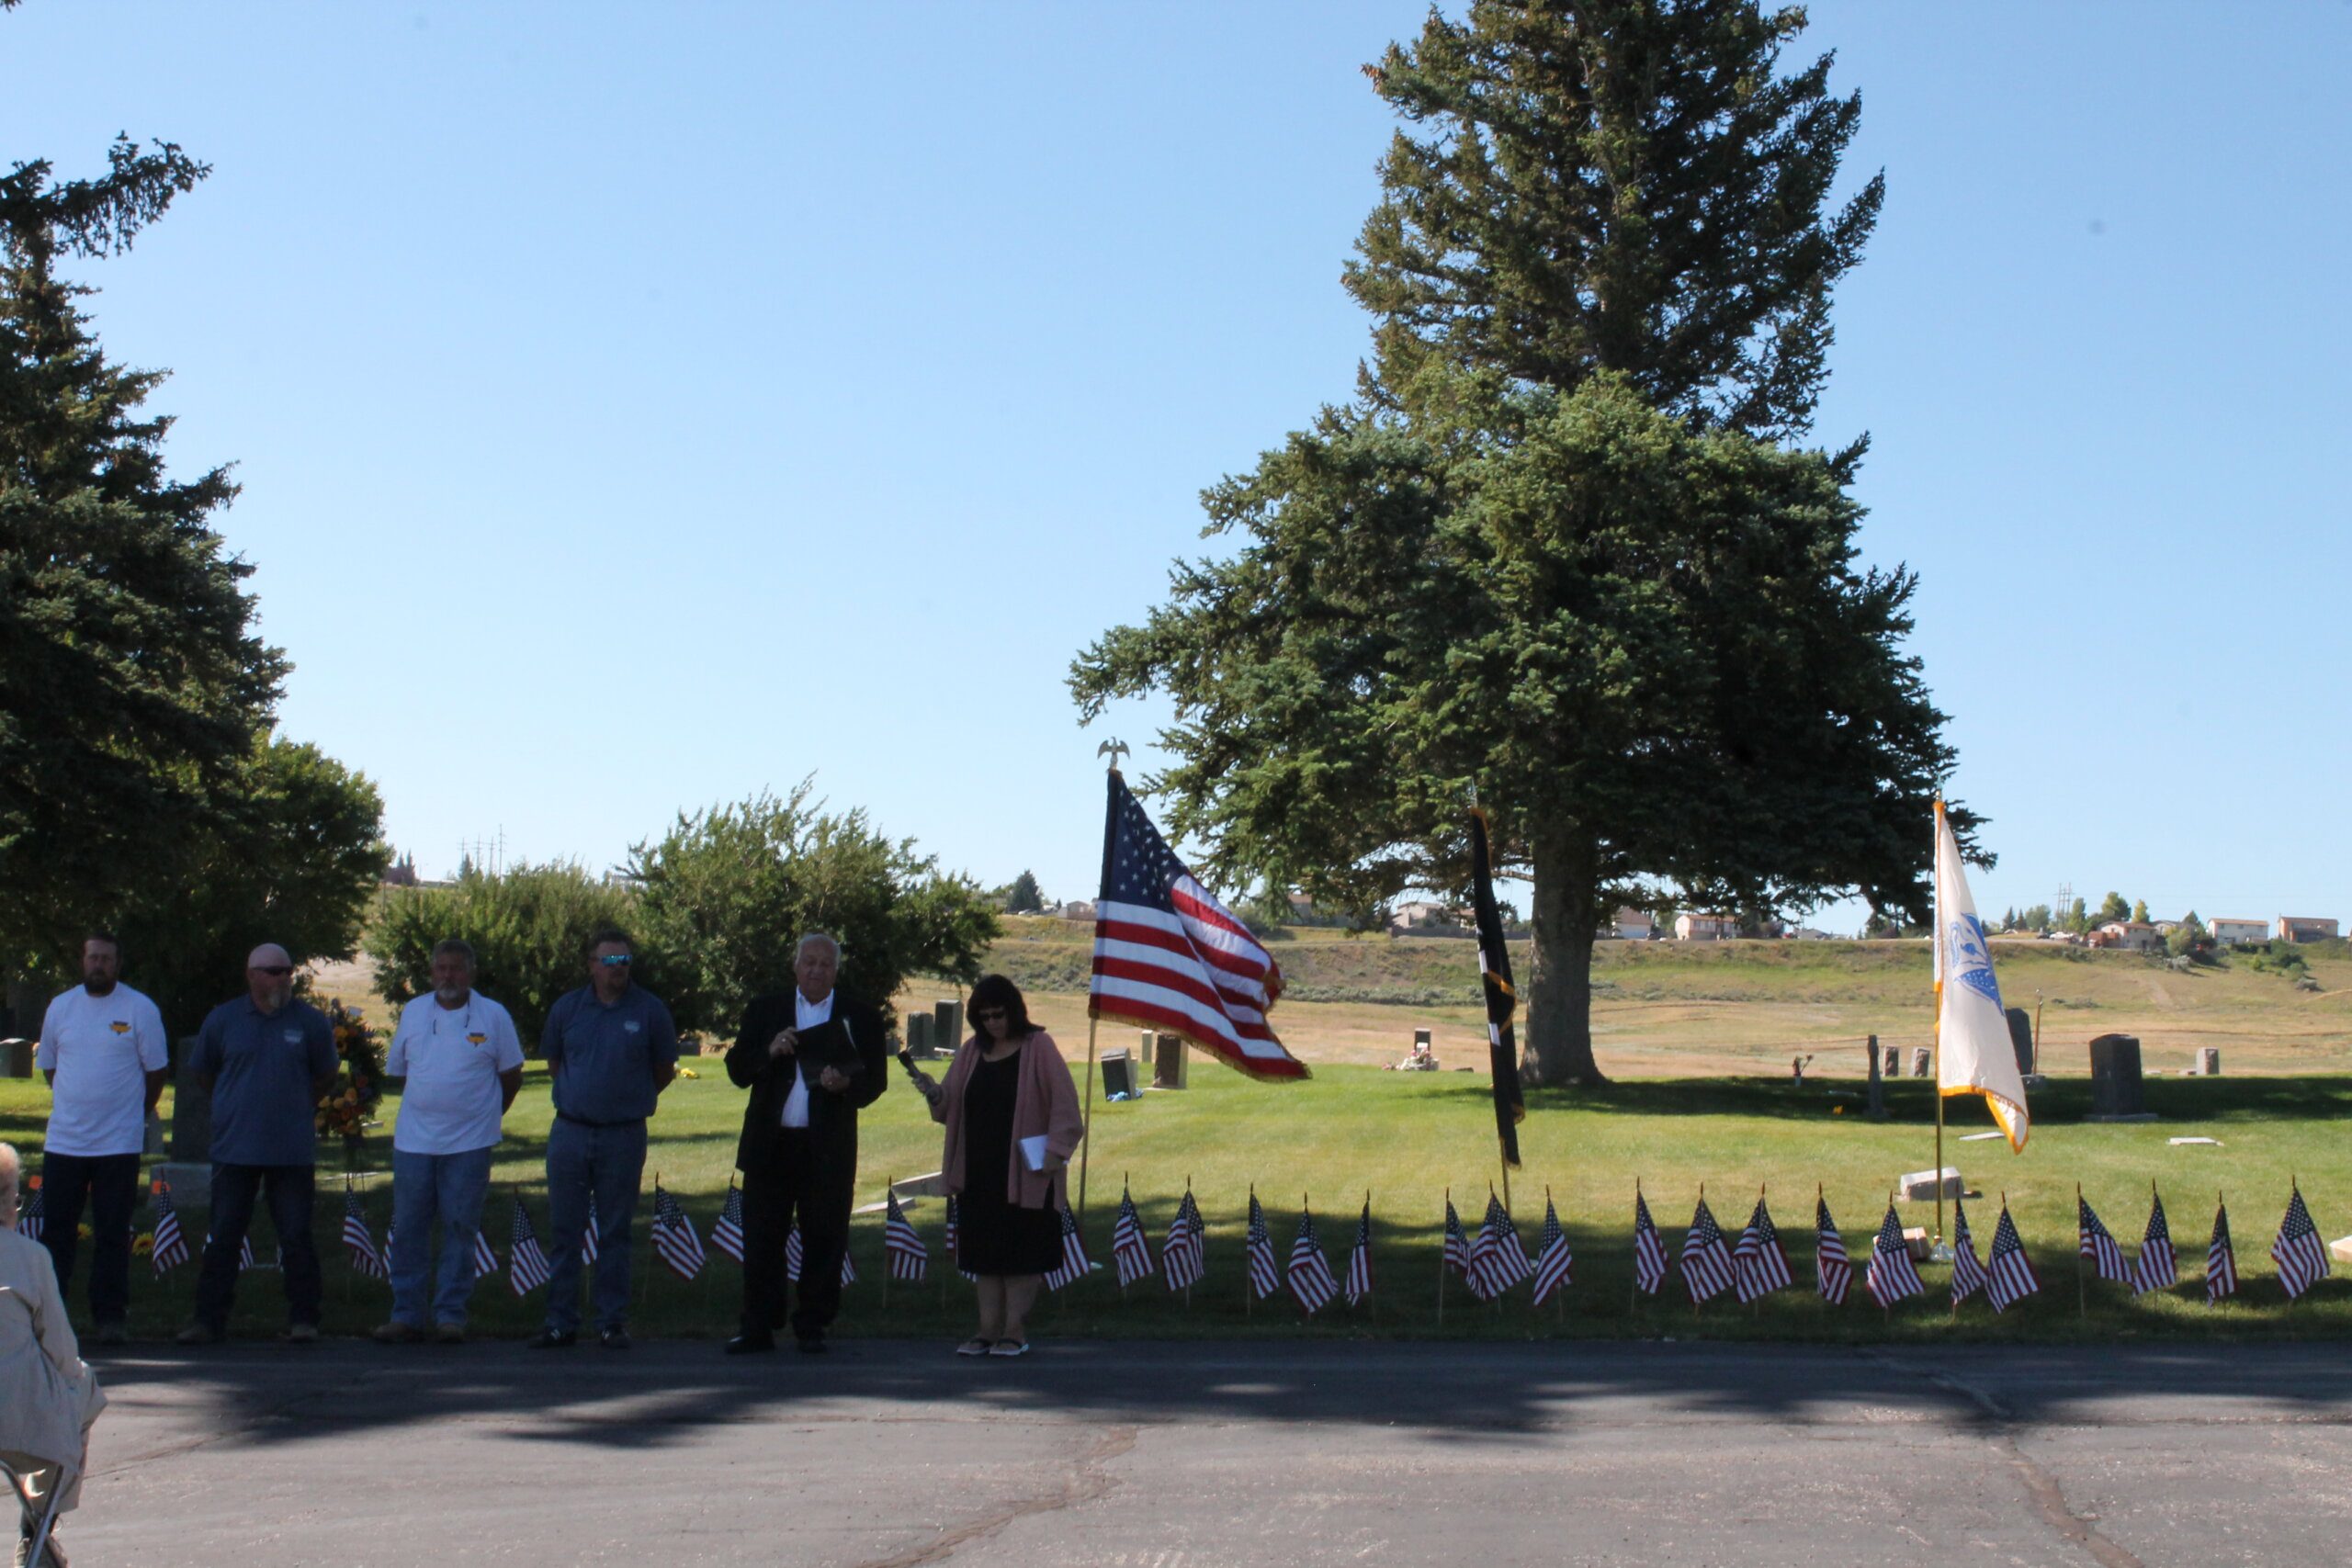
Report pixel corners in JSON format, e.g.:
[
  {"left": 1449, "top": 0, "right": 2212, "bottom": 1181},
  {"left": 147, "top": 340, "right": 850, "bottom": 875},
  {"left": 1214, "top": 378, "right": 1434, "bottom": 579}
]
[
  {"left": 0, "top": 1143, "right": 18, "bottom": 1226},
  {"left": 796, "top": 932, "right": 841, "bottom": 963}
]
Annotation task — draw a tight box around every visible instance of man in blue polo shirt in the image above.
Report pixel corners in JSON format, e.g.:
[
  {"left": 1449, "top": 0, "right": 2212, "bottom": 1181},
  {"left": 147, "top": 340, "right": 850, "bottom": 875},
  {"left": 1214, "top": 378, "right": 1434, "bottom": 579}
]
[
  {"left": 531, "top": 927, "right": 677, "bottom": 1349},
  {"left": 177, "top": 943, "right": 340, "bottom": 1345}
]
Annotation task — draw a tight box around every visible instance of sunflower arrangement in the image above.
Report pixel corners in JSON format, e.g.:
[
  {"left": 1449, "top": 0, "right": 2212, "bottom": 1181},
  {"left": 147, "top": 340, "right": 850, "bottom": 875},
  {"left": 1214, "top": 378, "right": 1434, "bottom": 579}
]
[{"left": 315, "top": 998, "right": 387, "bottom": 1140}]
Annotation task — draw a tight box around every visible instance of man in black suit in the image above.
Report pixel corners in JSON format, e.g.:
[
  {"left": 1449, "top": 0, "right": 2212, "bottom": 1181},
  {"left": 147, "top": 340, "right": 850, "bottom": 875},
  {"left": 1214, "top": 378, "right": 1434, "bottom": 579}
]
[{"left": 723, "top": 931, "right": 888, "bottom": 1353}]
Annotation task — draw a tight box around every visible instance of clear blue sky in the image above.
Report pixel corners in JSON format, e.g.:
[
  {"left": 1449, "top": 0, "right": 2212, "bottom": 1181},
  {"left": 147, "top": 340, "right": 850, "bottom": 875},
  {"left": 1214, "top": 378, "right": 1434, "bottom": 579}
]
[{"left": 6, "top": 3, "right": 2348, "bottom": 931}]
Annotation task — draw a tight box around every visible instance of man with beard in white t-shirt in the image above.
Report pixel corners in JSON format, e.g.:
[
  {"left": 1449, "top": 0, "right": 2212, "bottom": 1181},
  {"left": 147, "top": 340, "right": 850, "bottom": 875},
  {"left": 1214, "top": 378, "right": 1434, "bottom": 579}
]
[{"left": 36, "top": 931, "right": 169, "bottom": 1347}]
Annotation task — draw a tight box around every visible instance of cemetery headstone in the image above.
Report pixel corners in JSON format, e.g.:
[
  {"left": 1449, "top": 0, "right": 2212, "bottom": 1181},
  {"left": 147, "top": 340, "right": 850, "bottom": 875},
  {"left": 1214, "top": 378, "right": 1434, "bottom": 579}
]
[
  {"left": 1152, "top": 1034, "right": 1188, "bottom": 1089},
  {"left": 906, "top": 1012, "right": 933, "bottom": 1055},
  {"left": 0, "top": 1038, "right": 31, "bottom": 1079},
  {"left": 1101, "top": 1048, "right": 1136, "bottom": 1100},
  {"left": 2087, "top": 1032, "right": 2154, "bottom": 1122},
  {"left": 2196, "top": 1046, "right": 2222, "bottom": 1076},
  {"left": 1908, "top": 1045, "right": 1931, "bottom": 1077},
  {"left": 934, "top": 999, "right": 963, "bottom": 1050},
  {"left": 1865, "top": 1033, "right": 1884, "bottom": 1119},
  {"left": 1138, "top": 1030, "right": 1155, "bottom": 1064},
  {"left": 2004, "top": 1006, "right": 2035, "bottom": 1077}
]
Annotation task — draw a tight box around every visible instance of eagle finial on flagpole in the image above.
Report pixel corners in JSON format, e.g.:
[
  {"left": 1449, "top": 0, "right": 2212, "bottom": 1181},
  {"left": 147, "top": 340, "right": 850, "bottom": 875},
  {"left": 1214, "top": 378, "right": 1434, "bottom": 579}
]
[{"left": 1097, "top": 738, "right": 1130, "bottom": 773}]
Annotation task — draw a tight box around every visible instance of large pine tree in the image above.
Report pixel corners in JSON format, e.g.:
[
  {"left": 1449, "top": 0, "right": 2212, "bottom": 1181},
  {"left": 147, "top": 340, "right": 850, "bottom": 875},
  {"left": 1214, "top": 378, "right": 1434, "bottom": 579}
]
[
  {"left": 0, "top": 138, "right": 288, "bottom": 976},
  {"left": 1074, "top": 1, "right": 1966, "bottom": 1086}
]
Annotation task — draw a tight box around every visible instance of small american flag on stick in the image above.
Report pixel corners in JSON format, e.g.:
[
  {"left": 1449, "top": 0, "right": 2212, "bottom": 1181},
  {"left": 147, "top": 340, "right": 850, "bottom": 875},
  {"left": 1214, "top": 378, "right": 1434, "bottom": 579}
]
[
  {"left": 650, "top": 1184, "right": 702, "bottom": 1280},
  {"left": 1731, "top": 1193, "right": 1790, "bottom": 1304},
  {"left": 785, "top": 1224, "right": 855, "bottom": 1285},
  {"left": 342, "top": 1180, "right": 385, "bottom": 1280},
  {"left": 1442, "top": 1193, "right": 1470, "bottom": 1279},
  {"left": 1949, "top": 1195, "right": 1988, "bottom": 1305},
  {"left": 509, "top": 1194, "right": 551, "bottom": 1295},
  {"left": 1633, "top": 1186, "right": 1668, "bottom": 1296},
  {"left": 1344, "top": 1197, "right": 1374, "bottom": 1306},
  {"left": 945, "top": 1193, "right": 977, "bottom": 1282},
  {"left": 15, "top": 1178, "right": 40, "bottom": 1240},
  {"left": 151, "top": 1178, "right": 188, "bottom": 1273},
  {"left": 1864, "top": 1201, "right": 1923, "bottom": 1309},
  {"left": 1242, "top": 1190, "right": 1279, "bottom": 1299},
  {"left": 2207, "top": 1194, "right": 2237, "bottom": 1304},
  {"left": 1815, "top": 1193, "right": 1850, "bottom": 1305},
  {"left": 1466, "top": 1190, "right": 1532, "bottom": 1302},
  {"left": 1680, "top": 1193, "right": 1735, "bottom": 1305},
  {"left": 2131, "top": 1186, "right": 2177, "bottom": 1296},
  {"left": 469, "top": 1227, "right": 500, "bottom": 1284},
  {"left": 1046, "top": 1201, "right": 1091, "bottom": 1292},
  {"left": 1985, "top": 1200, "right": 2039, "bottom": 1312},
  {"left": 2078, "top": 1191, "right": 2127, "bottom": 1284},
  {"left": 581, "top": 1196, "right": 601, "bottom": 1266},
  {"left": 1163, "top": 1187, "right": 1204, "bottom": 1292},
  {"left": 2273, "top": 1182, "right": 2330, "bottom": 1302},
  {"left": 1531, "top": 1195, "right": 1572, "bottom": 1307},
  {"left": 883, "top": 1189, "right": 928, "bottom": 1285},
  {"left": 1111, "top": 1183, "right": 1154, "bottom": 1289},
  {"left": 709, "top": 1182, "right": 746, "bottom": 1264},
  {"left": 1286, "top": 1201, "right": 1339, "bottom": 1315}
]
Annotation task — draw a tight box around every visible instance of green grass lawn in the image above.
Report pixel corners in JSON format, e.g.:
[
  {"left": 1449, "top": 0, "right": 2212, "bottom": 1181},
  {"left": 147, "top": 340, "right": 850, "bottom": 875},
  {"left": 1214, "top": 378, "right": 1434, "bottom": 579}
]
[{"left": 5, "top": 1064, "right": 2349, "bottom": 1344}]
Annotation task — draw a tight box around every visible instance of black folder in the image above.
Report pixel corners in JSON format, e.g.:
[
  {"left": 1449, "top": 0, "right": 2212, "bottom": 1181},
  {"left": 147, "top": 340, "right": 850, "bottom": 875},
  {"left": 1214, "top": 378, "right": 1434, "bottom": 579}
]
[{"left": 791, "top": 1019, "right": 864, "bottom": 1081}]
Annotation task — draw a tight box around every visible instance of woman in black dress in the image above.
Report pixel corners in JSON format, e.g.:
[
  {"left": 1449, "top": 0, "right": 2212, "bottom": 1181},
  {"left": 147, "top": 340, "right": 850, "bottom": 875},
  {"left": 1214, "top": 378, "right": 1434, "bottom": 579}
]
[{"left": 916, "top": 975, "right": 1082, "bottom": 1357}]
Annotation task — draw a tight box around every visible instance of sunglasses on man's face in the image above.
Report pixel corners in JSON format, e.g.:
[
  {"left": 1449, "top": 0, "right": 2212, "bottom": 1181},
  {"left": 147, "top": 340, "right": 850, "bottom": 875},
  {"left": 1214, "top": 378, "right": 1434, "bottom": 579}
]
[
  {"left": 251, "top": 964, "right": 294, "bottom": 977},
  {"left": 598, "top": 953, "right": 633, "bottom": 967},
  {"left": 974, "top": 1008, "right": 1008, "bottom": 1021}
]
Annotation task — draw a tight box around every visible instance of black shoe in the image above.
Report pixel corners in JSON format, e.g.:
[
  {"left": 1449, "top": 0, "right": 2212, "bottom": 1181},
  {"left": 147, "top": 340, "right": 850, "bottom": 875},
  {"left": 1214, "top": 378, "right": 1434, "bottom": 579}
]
[
  {"left": 795, "top": 1335, "right": 829, "bottom": 1355},
  {"left": 600, "top": 1326, "right": 633, "bottom": 1350},
  {"left": 528, "top": 1329, "right": 578, "bottom": 1349},
  {"left": 724, "top": 1332, "right": 775, "bottom": 1355}
]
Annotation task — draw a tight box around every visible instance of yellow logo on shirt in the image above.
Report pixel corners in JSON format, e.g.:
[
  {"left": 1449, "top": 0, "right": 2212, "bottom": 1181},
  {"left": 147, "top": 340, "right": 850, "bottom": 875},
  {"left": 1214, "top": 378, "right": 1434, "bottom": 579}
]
[
  {"left": 467, "top": 1032, "right": 488, "bottom": 1044},
  {"left": 109, "top": 1021, "right": 131, "bottom": 1033}
]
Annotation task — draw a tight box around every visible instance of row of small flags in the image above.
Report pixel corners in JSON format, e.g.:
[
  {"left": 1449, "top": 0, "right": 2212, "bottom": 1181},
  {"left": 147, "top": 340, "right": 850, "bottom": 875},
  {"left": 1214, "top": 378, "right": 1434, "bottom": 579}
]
[{"left": 39, "top": 1174, "right": 2335, "bottom": 1313}]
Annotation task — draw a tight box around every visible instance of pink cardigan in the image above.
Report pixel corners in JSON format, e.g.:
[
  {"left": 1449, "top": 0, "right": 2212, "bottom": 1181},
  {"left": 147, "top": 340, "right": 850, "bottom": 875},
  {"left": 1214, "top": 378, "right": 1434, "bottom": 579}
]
[{"left": 931, "top": 1030, "right": 1086, "bottom": 1211}]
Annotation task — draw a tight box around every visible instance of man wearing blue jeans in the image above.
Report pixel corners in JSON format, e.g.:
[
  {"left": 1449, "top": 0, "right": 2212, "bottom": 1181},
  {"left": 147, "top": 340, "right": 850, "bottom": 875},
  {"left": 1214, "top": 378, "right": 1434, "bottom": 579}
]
[
  {"left": 532, "top": 927, "right": 677, "bottom": 1350},
  {"left": 375, "top": 938, "right": 524, "bottom": 1345}
]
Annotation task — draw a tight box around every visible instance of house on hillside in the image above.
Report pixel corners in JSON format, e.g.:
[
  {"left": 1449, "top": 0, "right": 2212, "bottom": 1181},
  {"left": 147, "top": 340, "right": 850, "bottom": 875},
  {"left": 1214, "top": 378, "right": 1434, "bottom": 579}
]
[
  {"left": 1611, "top": 907, "right": 1657, "bottom": 941},
  {"left": 2278, "top": 916, "right": 2340, "bottom": 943},
  {"left": 1674, "top": 912, "right": 1738, "bottom": 942},
  {"left": 2098, "top": 920, "right": 2163, "bottom": 953},
  {"left": 2210, "top": 918, "right": 2268, "bottom": 946},
  {"left": 1056, "top": 899, "right": 1095, "bottom": 922}
]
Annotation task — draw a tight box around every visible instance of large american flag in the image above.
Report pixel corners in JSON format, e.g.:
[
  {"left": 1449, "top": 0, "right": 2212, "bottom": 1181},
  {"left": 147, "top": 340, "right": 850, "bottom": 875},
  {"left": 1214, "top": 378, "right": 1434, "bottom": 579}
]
[
  {"left": 2207, "top": 1197, "right": 2237, "bottom": 1304},
  {"left": 1344, "top": 1199, "right": 1374, "bottom": 1306},
  {"left": 342, "top": 1182, "right": 385, "bottom": 1280},
  {"left": 1864, "top": 1202, "right": 1923, "bottom": 1308},
  {"left": 150, "top": 1178, "right": 188, "bottom": 1274},
  {"left": 1732, "top": 1196, "right": 1791, "bottom": 1303},
  {"left": 1164, "top": 1189, "right": 1204, "bottom": 1292},
  {"left": 1442, "top": 1195, "right": 1471, "bottom": 1279},
  {"left": 1046, "top": 1201, "right": 1091, "bottom": 1292},
  {"left": 1949, "top": 1196, "right": 1988, "bottom": 1305},
  {"left": 1111, "top": 1186, "right": 1155, "bottom": 1288},
  {"left": 1243, "top": 1192, "right": 1280, "bottom": 1299},
  {"left": 1467, "top": 1191, "right": 1532, "bottom": 1301},
  {"left": 1286, "top": 1203, "right": 1339, "bottom": 1314},
  {"left": 1531, "top": 1197, "right": 1572, "bottom": 1306},
  {"left": 1680, "top": 1195, "right": 1735, "bottom": 1304},
  {"left": 1087, "top": 772, "right": 1305, "bottom": 1081},
  {"left": 2131, "top": 1189, "right": 2177, "bottom": 1296},
  {"left": 2273, "top": 1184, "right": 2330, "bottom": 1301},
  {"left": 709, "top": 1182, "right": 746, "bottom": 1264},
  {"left": 1984, "top": 1201, "right": 2039, "bottom": 1312},
  {"left": 1815, "top": 1195, "right": 1851, "bottom": 1305},
  {"left": 2077, "top": 1193, "right": 2127, "bottom": 1284},
  {"left": 509, "top": 1194, "right": 551, "bottom": 1295},
  {"left": 15, "top": 1179, "right": 40, "bottom": 1240},
  {"left": 884, "top": 1190, "right": 928, "bottom": 1285},
  {"left": 1633, "top": 1189, "right": 1668, "bottom": 1295}
]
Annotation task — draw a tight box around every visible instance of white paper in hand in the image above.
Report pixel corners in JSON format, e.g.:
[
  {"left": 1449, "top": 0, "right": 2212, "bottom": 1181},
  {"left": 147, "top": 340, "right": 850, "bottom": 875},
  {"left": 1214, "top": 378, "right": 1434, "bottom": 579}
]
[{"left": 1019, "top": 1134, "right": 1049, "bottom": 1172}]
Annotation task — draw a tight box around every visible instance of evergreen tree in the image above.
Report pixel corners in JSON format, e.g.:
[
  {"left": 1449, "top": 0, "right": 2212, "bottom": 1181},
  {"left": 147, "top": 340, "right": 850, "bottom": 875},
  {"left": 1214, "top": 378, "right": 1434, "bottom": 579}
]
[
  {"left": 1075, "top": 1, "right": 1952, "bottom": 1086},
  {"left": 1005, "top": 869, "right": 1046, "bottom": 914},
  {"left": 1, "top": 136, "right": 286, "bottom": 975}
]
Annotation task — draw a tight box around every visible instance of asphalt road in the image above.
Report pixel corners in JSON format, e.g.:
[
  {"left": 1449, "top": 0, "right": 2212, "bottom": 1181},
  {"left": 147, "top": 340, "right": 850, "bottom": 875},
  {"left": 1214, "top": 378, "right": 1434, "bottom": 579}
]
[{"left": 47, "top": 1337, "right": 2352, "bottom": 1566}]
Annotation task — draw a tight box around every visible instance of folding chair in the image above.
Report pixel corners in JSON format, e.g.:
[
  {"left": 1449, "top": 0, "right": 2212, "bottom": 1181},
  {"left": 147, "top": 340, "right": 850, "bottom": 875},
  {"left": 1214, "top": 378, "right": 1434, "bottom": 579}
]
[{"left": 0, "top": 1449, "right": 66, "bottom": 1568}]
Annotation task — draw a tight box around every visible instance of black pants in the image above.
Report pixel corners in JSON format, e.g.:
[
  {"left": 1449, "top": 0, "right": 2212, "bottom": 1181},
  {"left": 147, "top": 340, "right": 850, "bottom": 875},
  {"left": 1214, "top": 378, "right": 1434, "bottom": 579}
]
[
  {"left": 193, "top": 1163, "right": 322, "bottom": 1330},
  {"left": 741, "top": 1128, "right": 853, "bottom": 1341},
  {"left": 40, "top": 1150, "right": 141, "bottom": 1325}
]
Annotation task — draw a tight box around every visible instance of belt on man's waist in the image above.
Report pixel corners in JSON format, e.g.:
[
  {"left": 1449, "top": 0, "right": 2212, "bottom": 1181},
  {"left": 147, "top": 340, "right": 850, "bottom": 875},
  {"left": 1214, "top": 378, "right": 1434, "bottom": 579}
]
[{"left": 556, "top": 1110, "right": 645, "bottom": 1131}]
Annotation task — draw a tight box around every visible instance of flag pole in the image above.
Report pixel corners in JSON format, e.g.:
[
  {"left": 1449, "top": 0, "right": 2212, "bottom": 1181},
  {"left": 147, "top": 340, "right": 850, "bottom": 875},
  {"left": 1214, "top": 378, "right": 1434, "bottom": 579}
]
[
  {"left": 1692, "top": 1181, "right": 1703, "bottom": 1323},
  {"left": 1077, "top": 1016, "right": 1099, "bottom": 1227},
  {"left": 2075, "top": 1180, "right": 2086, "bottom": 1320},
  {"left": 882, "top": 1178, "right": 892, "bottom": 1311},
  {"left": 1931, "top": 800, "right": 1946, "bottom": 1253},
  {"left": 1629, "top": 1179, "right": 1640, "bottom": 1318},
  {"left": 1438, "top": 1185, "right": 1449, "bottom": 1329}
]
